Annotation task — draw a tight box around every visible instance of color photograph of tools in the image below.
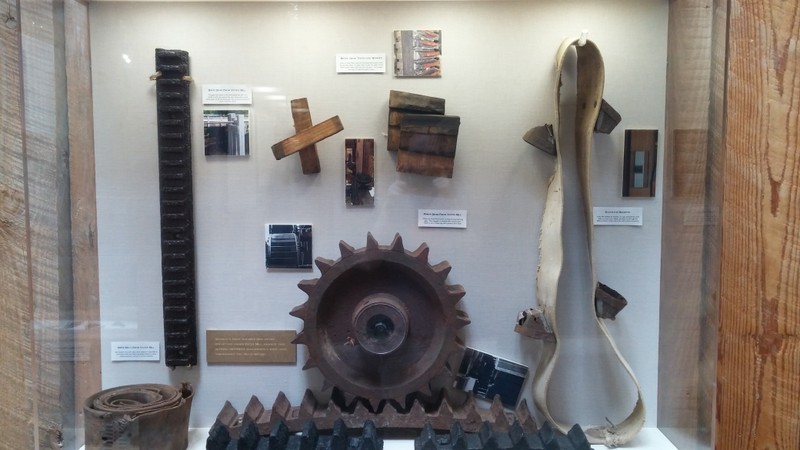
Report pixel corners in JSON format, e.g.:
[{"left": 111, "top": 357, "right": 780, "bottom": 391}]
[{"left": 394, "top": 29, "right": 441, "bottom": 77}]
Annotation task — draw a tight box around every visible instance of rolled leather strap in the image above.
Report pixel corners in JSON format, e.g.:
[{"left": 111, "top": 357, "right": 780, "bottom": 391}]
[
  {"left": 525, "top": 38, "right": 645, "bottom": 446},
  {"left": 84, "top": 382, "right": 194, "bottom": 450}
]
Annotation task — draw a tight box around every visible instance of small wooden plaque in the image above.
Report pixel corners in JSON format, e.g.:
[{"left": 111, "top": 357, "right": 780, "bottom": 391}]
[{"left": 206, "top": 330, "right": 296, "bottom": 364}]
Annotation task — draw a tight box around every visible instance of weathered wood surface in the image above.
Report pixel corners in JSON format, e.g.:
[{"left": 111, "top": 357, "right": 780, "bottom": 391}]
[
  {"left": 290, "top": 98, "right": 321, "bottom": 174},
  {"left": 271, "top": 116, "right": 343, "bottom": 160},
  {"left": 658, "top": 2, "right": 721, "bottom": 447},
  {"left": 396, "top": 152, "right": 455, "bottom": 178},
  {"left": 0, "top": 3, "right": 36, "bottom": 448},
  {"left": 22, "top": 0, "right": 76, "bottom": 446},
  {"left": 717, "top": 0, "right": 800, "bottom": 448},
  {"left": 387, "top": 90, "right": 445, "bottom": 152},
  {"left": 65, "top": 1, "right": 101, "bottom": 444},
  {"left": 388, "top": 90, "right": 445, "bottom": 113},
  {"left": 399, "top": 114, "right": 460, "bottom": 157}
]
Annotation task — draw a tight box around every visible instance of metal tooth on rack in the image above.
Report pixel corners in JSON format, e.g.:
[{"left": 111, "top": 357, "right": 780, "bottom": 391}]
[
  {"left": 154, "top": 47, "right": 197, "bottom": 368},
  {"left": 207, "top": 389, "right": 538, "bottom": 444},
  {"left": 414, "top": 421, "right": 591, "bottom": 450},
  {"left": 207, "top": 418, "right": 383, "bottom": 450}
]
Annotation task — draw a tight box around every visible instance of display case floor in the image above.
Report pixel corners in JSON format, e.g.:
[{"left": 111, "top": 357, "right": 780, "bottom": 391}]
[{"left": 80, "top": 427, "right": 679, "bottom": 450}]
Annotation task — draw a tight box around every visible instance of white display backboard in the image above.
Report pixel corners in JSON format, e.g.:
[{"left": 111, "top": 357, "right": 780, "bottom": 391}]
[{"left": 89, "top": 0, "right": 668, "bottom": 439}]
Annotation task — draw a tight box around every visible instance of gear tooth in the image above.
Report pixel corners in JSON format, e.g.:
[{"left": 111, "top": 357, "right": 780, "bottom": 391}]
[
  {"left": 366, "top": 232, "right": 380, "bottom": 250},
  {"left": 297, "top": 279, "right": 317, "bottom": 296},
  {"left": 418, "top": 383, "right": 432, "bottom": 397},
  {"left": 340, "top": 391, "right": 357, "bottom": 407},
  {"left": 302, "top": 357, "right": 318, "bottom": 370},
  {"left": 389, "top": 233, "right": 405, "bottom": 252},
  {"left": 289, "top": 303, "right": 309, "bottom": 319},
  {"left": 315, "top": 257, "right": 336, "bottom": 274},
  {"left": 447, "top": 285, "right": 466, "bottom": 305},
  {"left": 455, "top": 310, "right": 471, "bottom": 329},
  {"left": 292, "top": 330, "right": 308, "bottom": 345},
  {"left": 437, "top": 397, "right": 455, "bottom": 419},
  {"left": 442, "top": 363, "right": 453, "bottom": 377},
  {"left": 411, "top": 242, "right": 430, "bottom": 263},
  {"left": 409, "top": 397, "right": 426, "bottom": 415},
  {"left": 431, "top": 261, "right": 452, "bottom": 280},
  {"left": 339, "top": 240, "right": 356, "bottom": 257}
]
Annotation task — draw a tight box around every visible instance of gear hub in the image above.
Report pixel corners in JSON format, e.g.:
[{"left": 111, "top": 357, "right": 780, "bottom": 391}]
[{"left": 290, "top": 233, "right": 470, "bottom": 406}]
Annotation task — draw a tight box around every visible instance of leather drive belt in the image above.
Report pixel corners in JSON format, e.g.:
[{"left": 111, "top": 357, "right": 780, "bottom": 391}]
[
  {"left": 84, "top": 383, "right": 194, "bottom": 449},
  {"left": 516, "top": 37, "right": 645, "bottom": 446}
]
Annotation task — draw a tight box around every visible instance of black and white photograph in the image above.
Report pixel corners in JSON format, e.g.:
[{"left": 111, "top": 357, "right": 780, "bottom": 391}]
[
  {"left": 265, "top": 224, "right": 313, "bottom": 269},
  {"left": 345, "top": 138, "right": 375, "bottom": 206},
  {"left": 204, "top": 109, "right": 250, "bottom": 156},
  {"left": 454, "top": 347, "right": 528, "bottom": 407}
]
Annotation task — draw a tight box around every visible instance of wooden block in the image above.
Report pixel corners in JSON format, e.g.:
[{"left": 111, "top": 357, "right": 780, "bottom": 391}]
[
  {"left": 399, "top": 114, "right": 460, "bottom": 157},
  {"left": 387, "top": 110, "right": 405, "bottom": 152},
  {"left": 271, "top": 116, "right": 343, "bottom": 160},
  {"left": 387, "top": 90, "right": 446, "bottom": 152},
  {"left": 388, "top": 90, "right": 445, "bottom": 113},
  {"left": 396, "top": 151, "right": 455, "bottom": 178},
  {"left": 290, "top": 98, "right": 321, "bottom": 174}
]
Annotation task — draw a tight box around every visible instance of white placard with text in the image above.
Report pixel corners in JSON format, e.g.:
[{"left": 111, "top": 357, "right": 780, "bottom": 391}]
[
  {"left": 593, "top": 207, "right": 644, "bottom": 226},
  {"left": 418, "top": 209, "right": 467, "bottom": 228},
  {"left": 111, "top": 341, "right": 160, "bottom": 362}
]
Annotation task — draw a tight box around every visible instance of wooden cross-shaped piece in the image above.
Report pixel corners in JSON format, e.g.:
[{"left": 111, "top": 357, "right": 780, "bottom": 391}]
[{"left": 271, "top": 98, "right": 344, "bottom": 174}]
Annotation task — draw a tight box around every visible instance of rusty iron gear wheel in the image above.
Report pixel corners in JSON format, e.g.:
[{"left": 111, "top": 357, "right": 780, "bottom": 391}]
[{"left": 290, "top": 233, "right": 470, "bottom": 406}]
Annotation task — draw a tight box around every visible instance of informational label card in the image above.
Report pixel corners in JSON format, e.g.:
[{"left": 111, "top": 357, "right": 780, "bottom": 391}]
[
  {"left": 593, "top": 207, "right": 644, "bottom": 226},
  {"left": 111, "top": 341, "right": 160, "bottom": 362},
  {"left": 336, "top": 53, "right": 386, "bottom": 74},
  {"left": 206, "top": 330, "right": 296, "bottom": 364},
  {"left": 418, "top": 209, "right": 467, "bottom": 229},
  {"left": 202, "top": 85, "right": 252, "bottom": 104}
]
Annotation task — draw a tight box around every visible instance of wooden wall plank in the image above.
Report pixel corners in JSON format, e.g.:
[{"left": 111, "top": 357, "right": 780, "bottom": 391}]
[
  {"left": 658, "top": 2, "right": 724, "bottom": 448},
  {"left": 19, "top": 0, "right": 75, "bottom": 447},
  {"left": 718, "top": 0, "right": 800, "bottom": 448},
  {"left": 0, "top": 3, "right": 36, "bottom": 448},
  {"left": 65, "top": 0, "right": 101, "bottom": 446}
]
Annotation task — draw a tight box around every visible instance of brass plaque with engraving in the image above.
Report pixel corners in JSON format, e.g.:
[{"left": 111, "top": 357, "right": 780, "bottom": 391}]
[{"left": 206, "top": 330, "right": 296, "bottom": 364}]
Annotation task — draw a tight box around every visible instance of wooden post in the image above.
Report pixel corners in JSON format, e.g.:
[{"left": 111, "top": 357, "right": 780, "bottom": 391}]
[
  {"left": 0, "top": 2, "right": 36, "bottom": 447},
  {"left": 716, "top": 0, "right": 800, "bottom": 447},
  {"left": 0, "top": 1, "right": 99, "bottom": 448},
  {"left": 65, "top": 1, "right": 101, "bottom": 444}
]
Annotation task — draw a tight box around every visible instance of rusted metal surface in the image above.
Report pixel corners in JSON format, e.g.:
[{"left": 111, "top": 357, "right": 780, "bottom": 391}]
[
  {"left": 594, "top": 282, "right": 628, "bottom": 320},
  {"left": 84, "top": 383, "right": 194, "bottom": 450},
  {"left": 291, "top": 233, "right": 470, "bottom": 407},
  {"left": 514, "top": 308, "right": 555, "bottom": 342},
  {"left": 207, "top": 388, "right": 538, "bottom": 442},
  {"left": 208, "top": 234, "right": 541, "bottom": 448}
]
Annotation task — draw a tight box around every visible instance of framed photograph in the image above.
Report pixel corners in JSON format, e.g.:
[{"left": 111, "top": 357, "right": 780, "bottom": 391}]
[
  {"left": 265, "top": 224, "right": 313, "bottom": 269},
  {"left": 203, "top": 109, "right": 251, "bottom": 156},
  {"left": 345, "top": 138, "right": 375, "bottom": 206},
  {"left": 394, "top": 29, "right": 441, "bottom": 77},
  {"left": 454, "top": 347, "right": 528, "bottom": 408}
]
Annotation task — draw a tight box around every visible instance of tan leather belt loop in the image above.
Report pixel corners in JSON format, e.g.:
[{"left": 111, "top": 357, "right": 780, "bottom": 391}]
[
  {"left": 523, "top": 37, "right": 645, "bottom": 447},
  {"left": 84, "top": 382, "right": 194, "bottom": 450}
]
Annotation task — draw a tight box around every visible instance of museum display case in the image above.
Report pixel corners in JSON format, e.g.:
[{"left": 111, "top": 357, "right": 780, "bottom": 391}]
[{"left": 1, "top": 0, "right": 797, "bottom": 449}]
